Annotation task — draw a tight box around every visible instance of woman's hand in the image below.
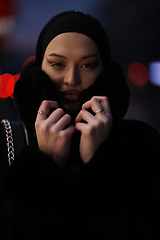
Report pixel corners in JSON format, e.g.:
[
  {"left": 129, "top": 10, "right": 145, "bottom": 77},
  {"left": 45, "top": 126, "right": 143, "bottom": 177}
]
[
  {"left": 35, "top": 100, "right": 75, "bottom": 167},
  {"left": 75, "top": 96, "right": 112, "bottom": 164}
]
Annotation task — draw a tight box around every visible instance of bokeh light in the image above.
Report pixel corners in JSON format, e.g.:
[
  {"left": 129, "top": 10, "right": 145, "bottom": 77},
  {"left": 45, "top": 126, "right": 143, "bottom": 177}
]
[
  {"left": 9, "top": 73, "right": 21, "bottom": 98},
  {"left": 23, "top": 55, "right": 35, "bottom": 67},
  {"left": 128, "top": 62, "right": 149, "bottom": 86},
  {"left": 148, "top": 61, "right": 160, "bottom": 86},
  {"left": 0, "top": 58, "right": 160, "bottom": 100},
  {"left": 0, "top": 54, "right": 35, "bottom": 100},
  {"left": 0, "top": 73, "right": 14, "bottom": 98}
]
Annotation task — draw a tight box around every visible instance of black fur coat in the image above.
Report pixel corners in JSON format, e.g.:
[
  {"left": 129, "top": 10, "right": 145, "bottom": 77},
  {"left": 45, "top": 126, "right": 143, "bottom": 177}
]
[
  {"left": 13, "top": 60, "right": 130, "bottom": 142},
  {"left": 0, "top": 61, "right": 160, "bottom": 239}
]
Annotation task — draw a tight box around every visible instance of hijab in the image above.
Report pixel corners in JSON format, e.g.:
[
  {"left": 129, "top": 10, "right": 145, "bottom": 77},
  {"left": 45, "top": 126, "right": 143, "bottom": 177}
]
[
  {"left": 35, "top": 11, "right": 111, "bottom": 67},
  {"left": 13, "top": 11, "right": 130, "bottom": 127}
]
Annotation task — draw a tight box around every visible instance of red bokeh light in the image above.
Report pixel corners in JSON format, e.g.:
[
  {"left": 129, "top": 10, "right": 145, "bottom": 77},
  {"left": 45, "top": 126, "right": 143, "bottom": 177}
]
[
  {"left": 128, "top": 62, "right": 149, "bottom": 86},
  {"left": 0, "top": 0, "right": 16, "bottom": 17},
  {"left": 0, "top": 58, "right": 152, "bottom": 100},
  {"left": 23, "top": 55, "right": 35, "bottom": 67},
  {"left": 9, "top": 73, "right": 21, "bottom": 98},
  {"left": 14, "top": 73, "right": 20, "bottom": 83},
  {"left": 0, "top": 54, "right": 35, "bottom": 100},
  {"left": 0, "top": 73, "right": 14, "bottom": 98}
]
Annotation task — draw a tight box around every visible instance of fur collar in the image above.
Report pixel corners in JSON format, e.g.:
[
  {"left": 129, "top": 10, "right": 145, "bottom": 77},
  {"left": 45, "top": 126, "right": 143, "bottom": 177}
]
[{"left": 13, "top": 60, "right": 130, "bottom": 127}]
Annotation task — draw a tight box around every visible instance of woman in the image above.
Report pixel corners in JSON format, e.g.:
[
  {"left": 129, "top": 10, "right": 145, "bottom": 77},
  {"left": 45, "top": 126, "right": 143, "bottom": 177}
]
[{"left": 0, "top": 11, "right": 160, "bottom": 239}]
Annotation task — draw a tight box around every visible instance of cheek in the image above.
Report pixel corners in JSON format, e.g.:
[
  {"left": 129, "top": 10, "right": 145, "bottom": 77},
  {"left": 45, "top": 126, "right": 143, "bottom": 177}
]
[
  {"left": 81, "top": 71, "right": 101, "bottom": 89},
  {"left": 82, "top": 78, "right": 96, "bottom": 89},
  {"left": 42, "top": 66, "right": 63, "bottom": 89},
  {"left": 50, "top": 75, "right": 63, "bottom": 90},
  {"left": 81, "top": 63, "right": 103, "bottom": 89}
]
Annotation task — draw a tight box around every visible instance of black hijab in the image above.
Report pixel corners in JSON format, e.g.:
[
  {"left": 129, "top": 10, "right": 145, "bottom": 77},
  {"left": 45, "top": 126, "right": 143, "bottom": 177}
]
[
  {"left": 14, "top": 11, "right": 130, "bottom": 127},
  {"left": 36, "top": 11, "right": 111, "bottom": 67}
]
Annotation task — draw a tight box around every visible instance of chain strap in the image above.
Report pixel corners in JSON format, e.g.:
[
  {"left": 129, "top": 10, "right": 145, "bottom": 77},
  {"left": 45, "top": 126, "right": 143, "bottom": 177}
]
[{"left": 1, "top": 119, "right": 14, "bottom": 166}]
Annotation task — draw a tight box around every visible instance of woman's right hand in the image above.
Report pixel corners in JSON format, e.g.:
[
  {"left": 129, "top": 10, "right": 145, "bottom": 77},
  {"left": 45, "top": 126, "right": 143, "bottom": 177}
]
[{"left": 35, "top": 100, "right": 75, "bottom": 167}]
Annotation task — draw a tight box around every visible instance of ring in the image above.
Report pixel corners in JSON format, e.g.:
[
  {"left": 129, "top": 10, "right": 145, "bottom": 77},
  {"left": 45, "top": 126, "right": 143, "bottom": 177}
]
[
  {"left": 38, "top": 110, "right": 47, "bottom": 116},
  {"left": 95, "top": 108, "right": 104, "bottom": 114}
]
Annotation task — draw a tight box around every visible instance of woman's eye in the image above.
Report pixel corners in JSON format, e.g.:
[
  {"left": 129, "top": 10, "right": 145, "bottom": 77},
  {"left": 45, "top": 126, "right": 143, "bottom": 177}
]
[
  {"left": 82, "top": 64, "right": 89, "bottom": 68},
  {"left": 47, "top": 60, "right": 65, "bottom": 68},
  {"left": 51, "top": 62, "right": 64, "bottom": 67},
  {"left": 81, "top": 63, "right": 97, "bottom": 69}
]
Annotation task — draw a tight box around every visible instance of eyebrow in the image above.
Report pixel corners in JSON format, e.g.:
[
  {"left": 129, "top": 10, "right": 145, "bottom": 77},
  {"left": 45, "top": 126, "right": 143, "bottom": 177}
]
[
  {"left": 48, "top": 53, "right": 67, "bottom": 59},
  {"left": 81, "top": 54, "right": 99, "bottom": 59},
  {"left": 48, "top": 53, "right": 99, "bottom": 60}
]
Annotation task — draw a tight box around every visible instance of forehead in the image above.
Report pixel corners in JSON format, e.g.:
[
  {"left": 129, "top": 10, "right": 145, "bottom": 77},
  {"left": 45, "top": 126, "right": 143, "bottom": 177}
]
[{"left": 45, "top": 32, "right": 100, "bottom": 55}]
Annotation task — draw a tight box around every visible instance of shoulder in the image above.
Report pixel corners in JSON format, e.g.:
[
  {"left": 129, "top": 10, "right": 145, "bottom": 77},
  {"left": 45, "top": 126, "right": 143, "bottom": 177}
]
[
  {"left": 110, "top": 119, "right": 160, "bottom": 181},
  {"left": 110, "top": 119, "right": 160, "bottom": 148}
]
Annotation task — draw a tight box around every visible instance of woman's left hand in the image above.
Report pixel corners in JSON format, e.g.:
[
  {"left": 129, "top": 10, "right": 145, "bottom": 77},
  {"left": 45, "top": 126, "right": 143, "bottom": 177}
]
[{"left": 75, "top": 96, "right": 113, "bottom": 163}]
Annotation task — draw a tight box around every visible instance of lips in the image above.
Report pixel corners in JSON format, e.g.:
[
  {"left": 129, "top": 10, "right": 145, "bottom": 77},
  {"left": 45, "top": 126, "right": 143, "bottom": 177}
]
[{"left": 61, "top": 90, "right": 81, "bottom": 101}]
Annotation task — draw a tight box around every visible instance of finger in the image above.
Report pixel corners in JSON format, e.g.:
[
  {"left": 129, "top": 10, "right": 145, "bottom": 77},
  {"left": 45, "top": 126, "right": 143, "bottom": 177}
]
[
  {"left": 82, "top": 97, "right": 103, "bottom": 113},
  {"left": 53, "top": 113, "right": 72, "bottom": 131},
  {"left": 63, "top": 125, "right": 75, "bottom": 137},
  {"left": 82, "top": 98, "right": 107, "bottom": 119},
  {"left": 47, "top": 108, "right": 65, "bottom": 124},
  {"left": 37, "top": 100, "right": 59, "bottom": 120},
  {"left": 75, "top": 122, "right": 89, "bottom": 132},
  {"left": 83, "top": 96, "right": 112, "bottom": 121},
  {"left": 75, "top": 109, "right": 96, "bottom": 124},
  {"left": 92, "top": 96, "right": 112, "bottom": 117}
]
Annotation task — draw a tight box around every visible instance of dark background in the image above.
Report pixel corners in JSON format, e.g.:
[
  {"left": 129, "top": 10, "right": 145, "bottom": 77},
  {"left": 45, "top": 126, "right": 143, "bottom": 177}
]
[{"left": 0, "top": 0, "right": 160, "bottom": 133}]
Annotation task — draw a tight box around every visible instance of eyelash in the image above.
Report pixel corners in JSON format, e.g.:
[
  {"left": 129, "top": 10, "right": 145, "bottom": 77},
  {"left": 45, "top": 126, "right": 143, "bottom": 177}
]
[
  {"left": 49, "top": 61, "right": 98, "bottom": 69},
  {"left": 81, "top": 63, "right": 97, "bottom": 69},
  {"left": 50, "top": 62, "right": 64, "bottom": 67}
]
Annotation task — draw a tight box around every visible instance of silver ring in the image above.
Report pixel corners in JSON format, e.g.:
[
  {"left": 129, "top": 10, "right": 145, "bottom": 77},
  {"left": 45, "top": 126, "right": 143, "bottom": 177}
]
[
  {"left": 95, "top": 108, "right": 104, "bottom": 114},
  {"left": 38, "top": 110, "right": 47, "bottom": 116}
]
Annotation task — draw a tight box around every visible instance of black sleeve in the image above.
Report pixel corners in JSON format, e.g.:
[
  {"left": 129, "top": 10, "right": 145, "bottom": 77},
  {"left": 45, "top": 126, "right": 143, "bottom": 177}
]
[
  {"left": 1, "top": 120, "right": 159, "bottom": 237},
  {"left": 0, "top": 140, "right": 119, "bottom": 222}
]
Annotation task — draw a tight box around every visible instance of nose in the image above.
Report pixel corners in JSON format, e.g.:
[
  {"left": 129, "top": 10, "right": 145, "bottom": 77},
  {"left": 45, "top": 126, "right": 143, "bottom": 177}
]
[{"left": 64, "top": 67, "right": 80, "bottom": 86}]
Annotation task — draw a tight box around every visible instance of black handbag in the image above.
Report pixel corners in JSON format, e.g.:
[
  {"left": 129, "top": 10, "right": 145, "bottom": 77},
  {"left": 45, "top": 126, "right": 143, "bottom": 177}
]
[{"left": 0, "top": 119, "right": 29, "bottom": 177}]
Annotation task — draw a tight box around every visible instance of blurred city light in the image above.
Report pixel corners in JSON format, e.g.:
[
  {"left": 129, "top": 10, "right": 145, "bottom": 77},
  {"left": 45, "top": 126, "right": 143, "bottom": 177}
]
[
  {"left": 23, "top": 55, "right": 35, "bottom": 67},
  {"left": 0, "top": 0, "right": 17, "bottom": 37},
  {"left": 128, "top": 62, "right": 149, "bottom": 86},
  {"left": 148, "top": 61, "right": 160, "bottom": 86},
  {"left": 0, "top": 73, "right": 14, "bottom": 98},
  {"left": 1, "top": 59, "right": 160, "bottom": 99}
]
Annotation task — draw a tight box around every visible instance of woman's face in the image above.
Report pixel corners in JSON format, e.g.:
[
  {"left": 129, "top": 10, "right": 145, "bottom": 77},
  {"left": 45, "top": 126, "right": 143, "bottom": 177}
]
[{"left": 42, "top": 32, "right": 103, "bottom": 113}]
